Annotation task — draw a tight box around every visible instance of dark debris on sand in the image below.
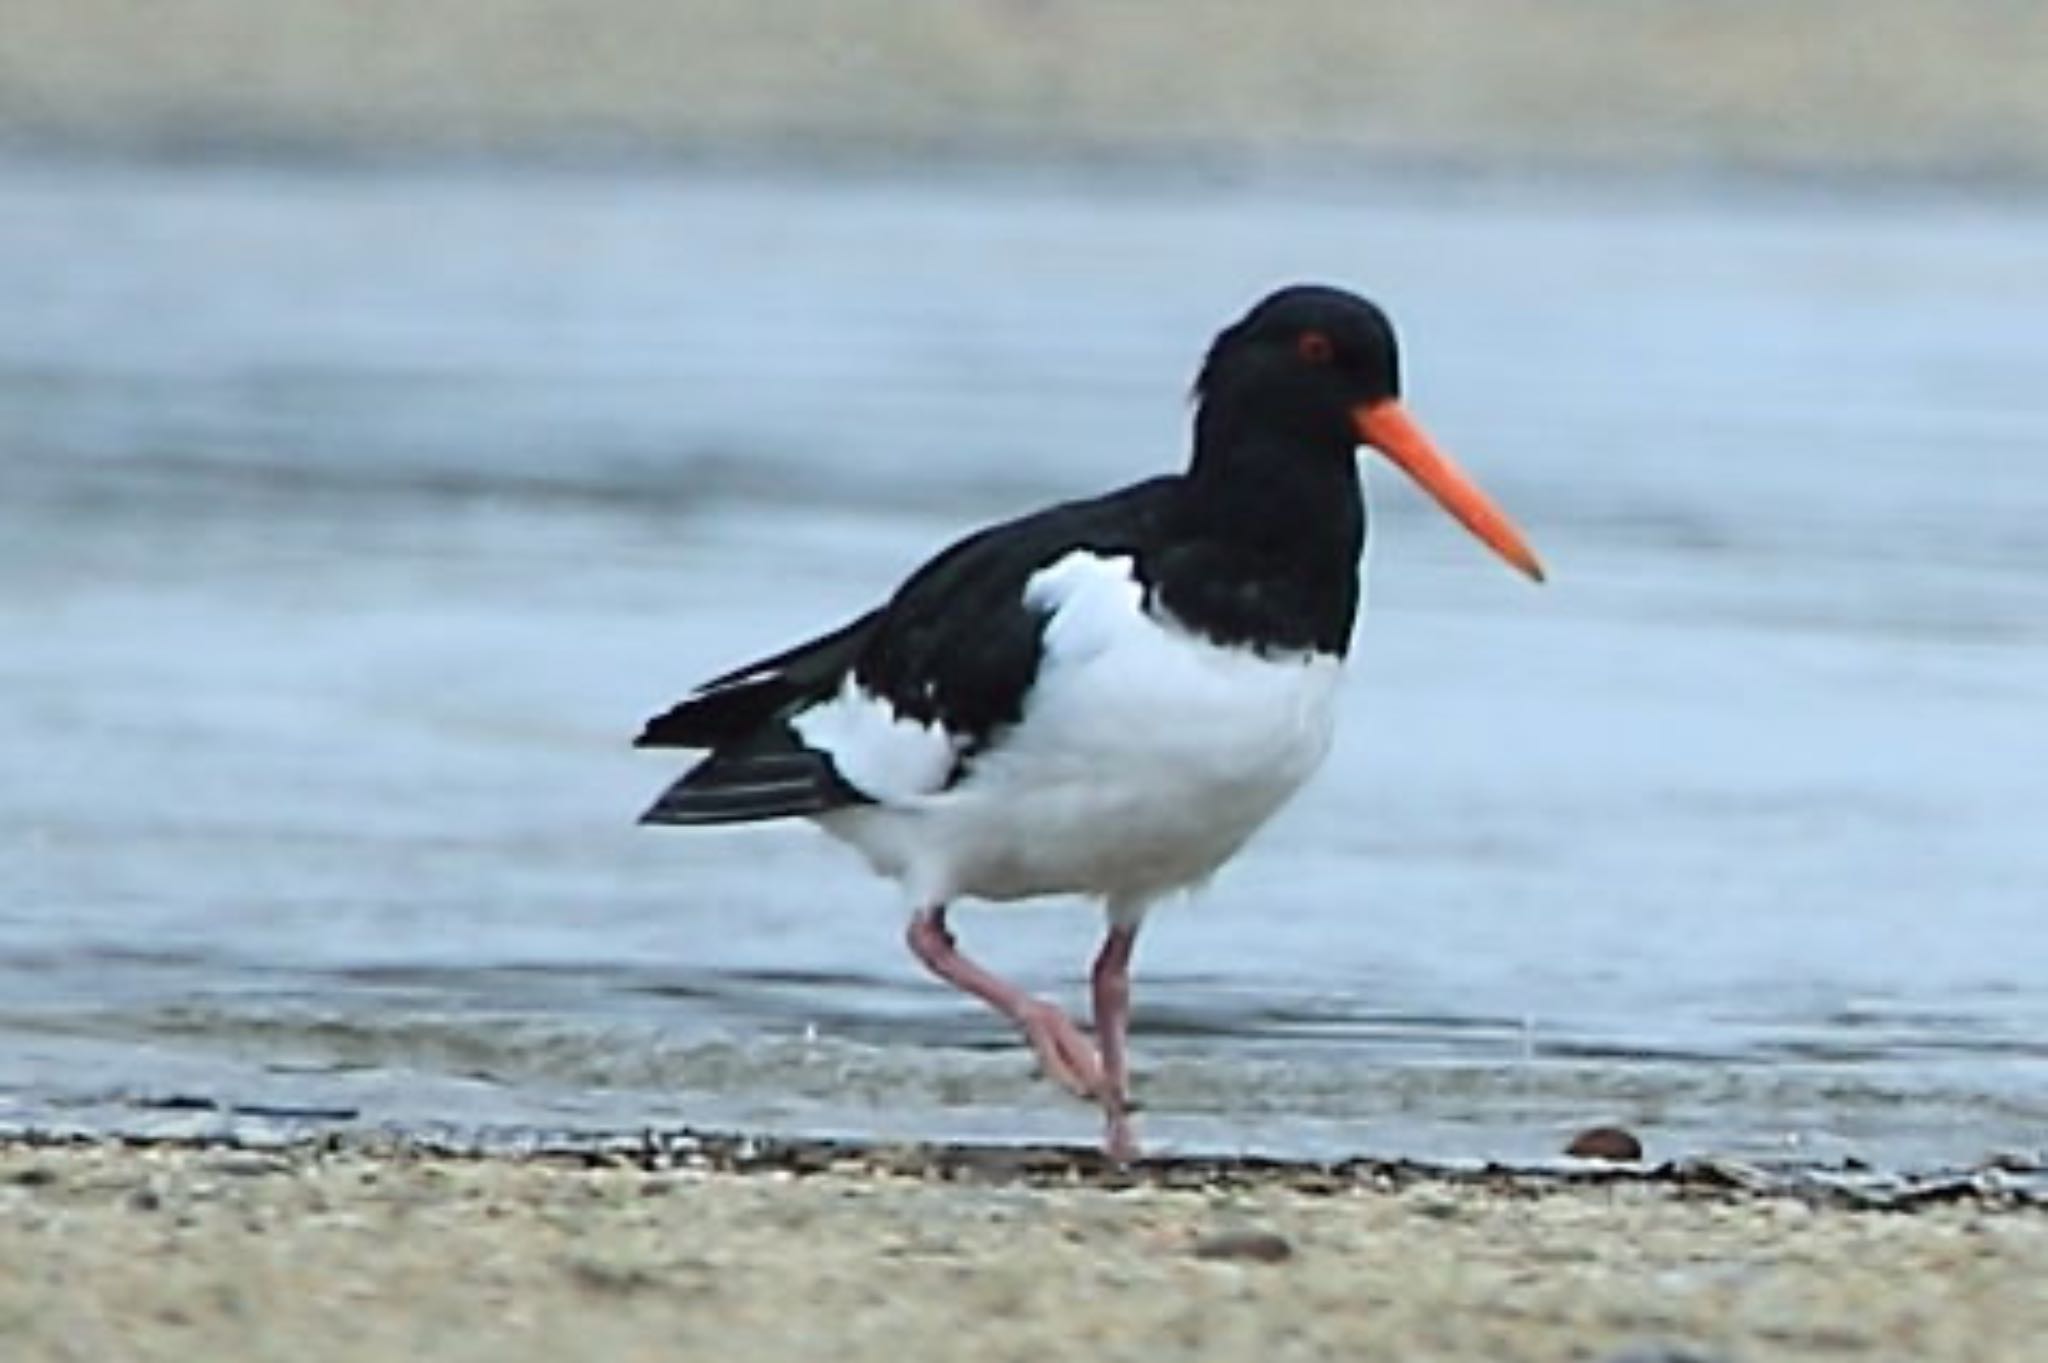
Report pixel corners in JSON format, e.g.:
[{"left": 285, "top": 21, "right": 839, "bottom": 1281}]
[{"left": 4, "top": 1123, "right": 2041, "bottom": 1213}]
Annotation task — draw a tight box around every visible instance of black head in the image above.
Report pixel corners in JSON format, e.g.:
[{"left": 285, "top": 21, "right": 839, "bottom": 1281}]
[
  {"left": 1194, "top": 285, "right": 1403, "bottom": 439},
  {"left": 1190, "top": 283, "right": 1547, "bottom": 583}
]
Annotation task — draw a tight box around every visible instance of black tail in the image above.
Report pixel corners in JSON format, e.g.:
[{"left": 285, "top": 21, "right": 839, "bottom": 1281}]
[
  {"left": 638, "top": 726, "right": 866, "bottom": 826},
  {"left": 636, "top": 611, "right": 881, "bottom": 826},
  {"left": 635, "top": 610, "right": 879, "bottom": 750}
]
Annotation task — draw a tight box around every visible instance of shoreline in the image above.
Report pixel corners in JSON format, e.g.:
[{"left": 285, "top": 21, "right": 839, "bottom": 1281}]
[
  {"left": 5, "top": 1132, "right": 2045, "bottom": 1362},
  {"left": 7, "top": 1124, "right": 2044, "bottom": 1211}
]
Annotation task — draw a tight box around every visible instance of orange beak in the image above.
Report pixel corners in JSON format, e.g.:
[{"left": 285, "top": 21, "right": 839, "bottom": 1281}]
[{"left": 1352, "top": 400, "right": 1545, "bottom": 583}]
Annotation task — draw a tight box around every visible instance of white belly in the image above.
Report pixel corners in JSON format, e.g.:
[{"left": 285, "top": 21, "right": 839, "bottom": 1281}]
[{"left": 814, "top": 551, "right": 1344, "bottom": 913}]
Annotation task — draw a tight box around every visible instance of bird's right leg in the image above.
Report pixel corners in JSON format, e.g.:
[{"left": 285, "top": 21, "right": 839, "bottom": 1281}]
[{"left": 906, "top": 905, "right": 1103, "bottom": 1099}]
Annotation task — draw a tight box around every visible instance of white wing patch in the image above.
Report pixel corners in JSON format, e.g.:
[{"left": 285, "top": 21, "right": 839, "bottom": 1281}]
[
  {"left": 1022, "top": 550, "right": 1154, "bottom": 666},
  {"left": 791, "top": 675, "right": 959, "bottom": 804}
]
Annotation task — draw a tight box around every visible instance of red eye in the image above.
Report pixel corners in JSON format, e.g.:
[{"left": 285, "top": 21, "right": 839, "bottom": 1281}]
[{"left": 1297, "top": 330, "right": 1334, "bottom": 363}]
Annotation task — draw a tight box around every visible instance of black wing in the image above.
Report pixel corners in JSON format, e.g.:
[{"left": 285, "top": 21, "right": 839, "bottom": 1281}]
[
  {"left": 844, "top": 477, "right": 1176, "bottom": 750},
  {"left": 636, "top": 476, "right": 1180, "bottom": 826}
]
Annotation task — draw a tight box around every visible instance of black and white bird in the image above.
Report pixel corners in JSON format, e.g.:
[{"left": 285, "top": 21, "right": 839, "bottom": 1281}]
[{"left": 636, "top": 284, "right": 1543, "bottom": 1158}]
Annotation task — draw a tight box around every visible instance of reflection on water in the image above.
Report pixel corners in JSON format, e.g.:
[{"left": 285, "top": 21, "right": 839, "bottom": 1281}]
[{"left": 2, "top": 161, "right": 2046, "bottom": 1167}]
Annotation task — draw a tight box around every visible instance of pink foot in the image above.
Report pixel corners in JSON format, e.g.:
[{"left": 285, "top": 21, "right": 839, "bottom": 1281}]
[{"left": 1018, "top": 1000, "right": 1104, "bottom": 1100}]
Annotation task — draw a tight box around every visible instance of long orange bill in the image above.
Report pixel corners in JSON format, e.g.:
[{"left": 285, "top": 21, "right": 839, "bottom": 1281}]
[{"left": 1352, "top": 399, "right": 1546, "bottom": 583}]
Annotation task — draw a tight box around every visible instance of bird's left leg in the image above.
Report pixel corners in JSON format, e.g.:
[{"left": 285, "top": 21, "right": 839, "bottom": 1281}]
[
  {"left": 906, "top": 905, "right": 1104, "bottom": 1099},
  {"left": 1090, "top": 913, "right": 1144, "bottom": 1161}
]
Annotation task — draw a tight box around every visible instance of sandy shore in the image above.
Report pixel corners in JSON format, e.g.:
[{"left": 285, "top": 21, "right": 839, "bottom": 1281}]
[
  {"left": 5, "top": 1137, "right": 2044, "bottom": 1362},
  {"left": 4, "top": 1, "right": 2048, "bottom": 180}
]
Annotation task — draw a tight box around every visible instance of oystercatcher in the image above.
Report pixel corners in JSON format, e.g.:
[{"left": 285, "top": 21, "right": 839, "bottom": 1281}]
[{"left": 636, "top": 284, "right": 1543, "bottom": 1158}]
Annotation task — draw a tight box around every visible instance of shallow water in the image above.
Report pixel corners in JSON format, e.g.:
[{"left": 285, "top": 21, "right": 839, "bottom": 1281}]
[{"left": 3, "top": 161, "right": 2045, "bottom": 1167}]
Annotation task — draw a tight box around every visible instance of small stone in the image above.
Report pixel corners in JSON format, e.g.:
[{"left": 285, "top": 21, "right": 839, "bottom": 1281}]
[
  {"left": 1191, "top": 1229, "right": 1294, "bottom": 1264},
  {"left": 1566, "top": 1126, "right": 1644, "bottom": 1163}
]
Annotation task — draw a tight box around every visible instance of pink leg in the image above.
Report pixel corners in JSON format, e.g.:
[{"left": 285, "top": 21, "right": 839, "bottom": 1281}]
[
  {"left": 1091, "top": 923, "right": 1141, "bottom": 1160},
  {"left": 906, "top": 906, "right": 1103, "bottom": 1100}
]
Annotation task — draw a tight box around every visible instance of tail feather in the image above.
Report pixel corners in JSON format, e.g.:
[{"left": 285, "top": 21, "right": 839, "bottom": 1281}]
[
  {"left": 637, "top": 732, "right": 866, "bottom": 827},
  {"left": 635, "top": 679, "right": 786, "bottom": 751},
  {"left": 636, "top": 609, "right": 879, "bottom": 750},
  {"left": 637, "top": 612, "right": 882, "bottom": 826}
]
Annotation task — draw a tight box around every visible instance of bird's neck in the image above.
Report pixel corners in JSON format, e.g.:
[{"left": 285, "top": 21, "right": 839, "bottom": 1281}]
[
  {"left": 1160, "top": 405, "right": 1367, "bottom": 656},
  {"left": 1185, "top": 404, "right": 1366, "bottom": 565}
]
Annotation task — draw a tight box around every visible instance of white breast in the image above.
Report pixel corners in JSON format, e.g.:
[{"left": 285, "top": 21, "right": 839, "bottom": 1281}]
[{"left": 816, "top": 551, "right": 1343, "bottom": 914}]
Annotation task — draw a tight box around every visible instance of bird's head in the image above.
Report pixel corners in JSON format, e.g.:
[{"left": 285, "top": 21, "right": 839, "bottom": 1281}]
[{"left": 1196, "top": 284, "right": 1544, "bottom": 583}]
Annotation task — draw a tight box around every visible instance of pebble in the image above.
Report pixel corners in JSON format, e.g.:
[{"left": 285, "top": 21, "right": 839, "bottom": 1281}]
[
  {"left": 1190, "top": 1229, "right": 1294, "bottom": 1263},
  {"left": 1566, "top": 1127, "right": 1645, "bottom": 1163}
]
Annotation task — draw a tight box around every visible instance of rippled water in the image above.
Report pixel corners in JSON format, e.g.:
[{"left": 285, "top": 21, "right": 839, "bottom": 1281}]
[{"left": 3, "top": 160, "right": 2045, "bottom": 1166}]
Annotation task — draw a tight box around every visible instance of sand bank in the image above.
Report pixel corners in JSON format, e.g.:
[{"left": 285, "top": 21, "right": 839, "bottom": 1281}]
[
  {"left": 4, "top": 1135, "right": 2044, "bottom": 1362},
  {"left": 4, "top": 2, "right": 2048, "bottom": 180}
]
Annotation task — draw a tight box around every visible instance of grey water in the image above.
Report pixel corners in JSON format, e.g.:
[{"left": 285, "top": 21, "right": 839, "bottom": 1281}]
[{"left": 2, "top": 160, "right": 2045, "bottom": 1168}]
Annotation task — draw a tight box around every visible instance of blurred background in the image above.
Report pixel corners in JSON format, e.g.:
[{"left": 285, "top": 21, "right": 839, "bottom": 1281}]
[{"left": 3, "top": 2, "right": 2045, "bottom": 1167}]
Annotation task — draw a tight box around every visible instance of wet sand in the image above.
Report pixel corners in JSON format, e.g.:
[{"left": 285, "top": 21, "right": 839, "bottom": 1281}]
[
  {"left": 5, "top": 1, "right": 2048, "bottom": 179},
  {"left": 5, "top": 1136, "right": 2044, "bottom": 1362}
]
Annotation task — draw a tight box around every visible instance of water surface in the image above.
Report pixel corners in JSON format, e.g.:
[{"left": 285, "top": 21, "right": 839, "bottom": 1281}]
[{"left": 3, "top": 162, "right": 2045, "bottom": 1166}]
